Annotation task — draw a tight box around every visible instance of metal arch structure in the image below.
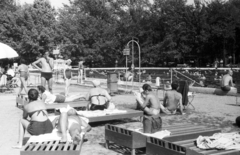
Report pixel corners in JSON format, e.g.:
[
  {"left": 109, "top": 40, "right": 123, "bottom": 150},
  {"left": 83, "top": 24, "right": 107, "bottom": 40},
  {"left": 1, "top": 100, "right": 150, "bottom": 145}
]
[{"left": 126, "top": 39, "right": 141, "bottom": 83}]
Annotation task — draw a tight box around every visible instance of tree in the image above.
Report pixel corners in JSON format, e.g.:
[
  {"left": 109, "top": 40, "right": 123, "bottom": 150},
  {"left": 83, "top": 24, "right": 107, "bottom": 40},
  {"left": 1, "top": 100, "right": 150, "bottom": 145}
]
[{"left": 0, "top": 0, "right": 58, "bottom": 62}]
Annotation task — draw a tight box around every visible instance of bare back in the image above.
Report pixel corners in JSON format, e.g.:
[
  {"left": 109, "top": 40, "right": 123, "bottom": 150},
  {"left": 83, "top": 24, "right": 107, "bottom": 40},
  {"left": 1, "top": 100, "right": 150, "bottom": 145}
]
[
  {"left": 145, "top": 92, "right": 160, "bottom": 109},
  {"left": 87, "top": 87, "right": 111, "bottom": 105},
  {"left": 24, "top": 100, "right": 48, "bottom": 121},
  {"left": 221, "top": 74, "right": 232, "bottom": 87},
  {"left": 17, "top": 64, "right": 28, "bottom": 72},
  {"left": 164, "top": 90, "right": 182, "bottom": 111}
]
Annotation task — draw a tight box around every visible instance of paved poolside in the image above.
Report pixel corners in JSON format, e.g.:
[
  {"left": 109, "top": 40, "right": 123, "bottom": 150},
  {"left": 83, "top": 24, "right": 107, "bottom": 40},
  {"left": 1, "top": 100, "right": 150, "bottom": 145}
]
[{"left": 1, "top": 81, "right": 240, "bottom": 155}]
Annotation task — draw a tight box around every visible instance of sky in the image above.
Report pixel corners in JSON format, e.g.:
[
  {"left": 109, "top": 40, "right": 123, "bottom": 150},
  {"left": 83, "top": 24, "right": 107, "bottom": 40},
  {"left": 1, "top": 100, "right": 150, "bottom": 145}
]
[
  {"left": 18, "top": 0, "right": 70, "bottom": 8},
  {"left": 18, "top": 0, "right": 202, "bottom": 8}
]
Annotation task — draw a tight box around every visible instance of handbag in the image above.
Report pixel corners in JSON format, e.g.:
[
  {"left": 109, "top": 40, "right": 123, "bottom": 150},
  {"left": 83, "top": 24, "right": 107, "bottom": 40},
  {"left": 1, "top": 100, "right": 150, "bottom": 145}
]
[{"left": 143, "top": 114, "right": 162, "bottom": 133}]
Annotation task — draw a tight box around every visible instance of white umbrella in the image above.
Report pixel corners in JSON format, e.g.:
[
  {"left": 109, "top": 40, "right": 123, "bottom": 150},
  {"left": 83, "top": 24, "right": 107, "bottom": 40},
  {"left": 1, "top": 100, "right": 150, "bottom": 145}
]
[{"left": 0, "top": 42, "right": 19, "bottom": 59}]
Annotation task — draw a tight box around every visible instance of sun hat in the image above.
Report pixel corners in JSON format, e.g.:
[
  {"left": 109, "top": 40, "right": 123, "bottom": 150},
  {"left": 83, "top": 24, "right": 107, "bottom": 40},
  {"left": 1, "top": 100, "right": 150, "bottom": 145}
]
[{"left": 92, "top": 80, "right": 101, "bottom": 87}]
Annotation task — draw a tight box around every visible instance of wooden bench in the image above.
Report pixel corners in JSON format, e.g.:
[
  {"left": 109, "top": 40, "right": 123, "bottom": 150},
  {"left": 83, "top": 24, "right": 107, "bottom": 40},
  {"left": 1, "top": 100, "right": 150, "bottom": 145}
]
[
  {"left": 105, "top": 124, "right": 221, "bottom": 155},
  {"left": 20, "top": 140, "right": 81, "bottom": 155},
  {"left": 88, "top": 109, "right": 143, "bottom": 123},
  {"left": 146, "top": 136, "right": 240, "bottom": 155},
  {"left": 16, "top": 94, "right": 89, "bottom": 110}
]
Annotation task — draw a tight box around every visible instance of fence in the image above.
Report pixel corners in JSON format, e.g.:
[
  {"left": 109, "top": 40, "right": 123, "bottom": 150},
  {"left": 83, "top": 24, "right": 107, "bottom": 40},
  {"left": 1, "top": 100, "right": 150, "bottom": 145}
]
[{"left": 28, "top": 67, "right": 240, "bottom": 89}]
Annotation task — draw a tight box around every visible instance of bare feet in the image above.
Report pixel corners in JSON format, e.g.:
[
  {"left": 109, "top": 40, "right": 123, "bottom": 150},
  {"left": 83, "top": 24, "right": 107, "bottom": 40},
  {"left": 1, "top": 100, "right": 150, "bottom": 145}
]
[{"left": 60, "top": 135, "right": 68, "bottom": 143}]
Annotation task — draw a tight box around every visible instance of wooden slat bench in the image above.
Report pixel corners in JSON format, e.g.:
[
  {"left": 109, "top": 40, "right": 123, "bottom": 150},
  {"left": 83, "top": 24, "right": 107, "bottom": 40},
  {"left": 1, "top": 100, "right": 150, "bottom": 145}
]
[
  {"left": 88, "top": 109, "right": 143, "bottom": 123},
  {"left": 146, "top": 136, "right": 240, "bottom": 155},
  {"left": 105, "top": 123, "right": 221, "bottom": 155},
  {"left": 20, "top": 140, "right": 81, "bottom": 155},
  {"left": 16, "top": 94, "right": 89, "bottom": 110}
]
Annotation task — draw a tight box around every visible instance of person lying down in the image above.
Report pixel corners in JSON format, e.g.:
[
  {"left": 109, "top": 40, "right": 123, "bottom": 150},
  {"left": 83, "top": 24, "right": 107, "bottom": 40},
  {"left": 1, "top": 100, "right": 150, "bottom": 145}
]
[
  {"left": 37, "top": 85, "right": 86, "bottom": 104},
  {"left": 52, "top": 108, "right": 92, "bottom": 144},
  {"left": 12, "top": 89, "right": 91, "bottom": 149}
]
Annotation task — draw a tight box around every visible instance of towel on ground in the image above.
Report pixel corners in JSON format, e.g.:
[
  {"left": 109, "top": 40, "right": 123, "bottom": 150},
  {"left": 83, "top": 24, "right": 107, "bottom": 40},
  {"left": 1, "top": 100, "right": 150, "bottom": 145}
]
[
  {"left": 76, "top": 109, "right": 127, "bottom": 117},
  {"left": 28, "top": 114, "right": 89, "bottom": 143},
  {"left": 28, "top": 128, "right": 72, "bottom": 143},
  {"left": 196, "top": 132, "right": 240, "bottom": 150},
  {"left": 131, "top": 128, "right": 171, "bottom": 139}
]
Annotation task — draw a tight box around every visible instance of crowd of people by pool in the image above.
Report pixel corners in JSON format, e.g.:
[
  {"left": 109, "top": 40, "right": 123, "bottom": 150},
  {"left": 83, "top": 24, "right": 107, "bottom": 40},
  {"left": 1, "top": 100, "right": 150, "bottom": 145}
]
[{"left": 0, "top": 51, "right": 238, "bottom": 150}]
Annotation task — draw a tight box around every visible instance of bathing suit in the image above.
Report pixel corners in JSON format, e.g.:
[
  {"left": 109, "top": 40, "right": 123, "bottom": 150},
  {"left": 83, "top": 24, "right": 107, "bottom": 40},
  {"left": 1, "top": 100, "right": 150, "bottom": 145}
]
[
  {"left": 41, "top": 72, "right": 52, "bottom": 81},
  {"left": 54, "top": 95, "right": 66, "bottom": 103},
  {"left": 54, "top": 116, "right": 79, "bottom": 130},
  {"left": 65, "top": 69, "right": 72, "bottom": 79},
  {"left": 20, "top": 71, "right": 28, "bottom": 80},
  {"left": 27, "top": 119, "right": 53, "bottom": 135},
  {"left": 27, "top": 110, "right": 53, "bottom": 135},
  {"left": 89, "top": 94, "right": 109, "bottom": 110},
  {"left": 221, "top": 86, "right": 231, "bottom": 92}
]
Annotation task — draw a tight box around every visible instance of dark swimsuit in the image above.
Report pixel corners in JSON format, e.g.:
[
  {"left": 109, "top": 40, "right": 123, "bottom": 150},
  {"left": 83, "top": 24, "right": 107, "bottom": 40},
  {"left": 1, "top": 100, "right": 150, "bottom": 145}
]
[
  {"left": 41, "top": 72, "right": 52, "bottom": 81},
  {"left": 90, "top": 95, "right": 109, "bottom": 110},
  {"left": 221, "top": 86, "right": 231, "bottom": 91},
  {"left": 65, "top": 69, "right": 72, "bottom": 79},
  {"left": 27, "top": 110, "right": 53, "bottom": 135}
]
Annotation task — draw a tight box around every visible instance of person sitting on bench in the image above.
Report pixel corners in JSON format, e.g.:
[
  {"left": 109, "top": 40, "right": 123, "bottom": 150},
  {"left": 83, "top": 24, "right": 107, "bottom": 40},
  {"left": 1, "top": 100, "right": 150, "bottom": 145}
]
[
  {"left": 52, "top": 108, "right": 91, "bottom": 144},
  {"left": 221, "top": 70, "right": 236, "bottom": 92},
  {"left": 12, "top": 89, "right": 54, "bottom": 149},
  {"left": 86, "top": 80, "right": 111, "bottom": 110},
  {"left": 162, "top": 82, "right": 185, "bottom": 115},
  {"left": 136, "top": 84, "right": 161, "bottom": 116},
  {"left": 37, "top": 85, "right": 85, "bottom": 104},
  {"left": 13, "top": 89, "right": 91, "bottom": 148}
]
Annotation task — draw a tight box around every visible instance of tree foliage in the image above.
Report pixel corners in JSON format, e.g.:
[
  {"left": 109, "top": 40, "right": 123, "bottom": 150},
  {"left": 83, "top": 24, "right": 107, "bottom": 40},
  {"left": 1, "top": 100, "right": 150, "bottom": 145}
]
[{"left": 1, "top": 0, "right": 240, "bottom": 67}]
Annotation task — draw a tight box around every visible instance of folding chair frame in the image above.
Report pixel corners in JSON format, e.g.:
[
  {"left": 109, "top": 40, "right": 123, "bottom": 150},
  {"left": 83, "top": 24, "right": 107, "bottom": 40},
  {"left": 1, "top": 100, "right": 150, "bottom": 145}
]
[{"left": 184, "top": 92, "right": 195, "bottom": 110}]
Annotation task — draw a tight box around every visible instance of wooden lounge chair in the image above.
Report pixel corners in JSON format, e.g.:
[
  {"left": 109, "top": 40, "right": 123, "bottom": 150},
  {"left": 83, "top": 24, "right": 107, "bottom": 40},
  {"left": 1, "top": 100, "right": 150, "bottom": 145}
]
[
  {"left": 105, "top": 123, "right": 221, "bottom": 155},
  {"left": 16, "top": 94, "right": 89, "bottom": 110},
  {"left": 88, "top": 109, "right": 143, "bottom": 123},
  {"left": 20, "top": 140, "right": 83, "bottom": 155},
  {"left": 16, "top": 94, "right": 143, "bottom": 123},
  {"left": 146, "top": 134, "right": 240, "bottom": 155}
]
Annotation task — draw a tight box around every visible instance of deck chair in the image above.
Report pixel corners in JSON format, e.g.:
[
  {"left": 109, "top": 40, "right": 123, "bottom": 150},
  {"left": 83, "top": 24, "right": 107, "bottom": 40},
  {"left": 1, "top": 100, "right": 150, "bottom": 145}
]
[
  {"left": 177, "top": 80, "right": 195, "bottom": 110},
  {"left": 8, "top": 77, "right": 19, "bottom": 88}
]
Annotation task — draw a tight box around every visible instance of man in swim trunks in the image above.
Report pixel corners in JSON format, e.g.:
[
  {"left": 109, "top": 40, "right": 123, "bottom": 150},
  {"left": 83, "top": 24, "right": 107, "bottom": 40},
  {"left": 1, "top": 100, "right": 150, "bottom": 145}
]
[
  {"left": 85, "top": 80, "right": 112, "bottom": 110},
  {"left": 221, "top": 70, "right": 236, "bottom": 91},
  {"left": 32, "top": 51, "right": 54, "bottom": 93},
  {"left": 162, "top": 82, "right": 185, "bottom": 115},
  {"left": 136, "top": 84, "right": 161, "bottom": 116}
]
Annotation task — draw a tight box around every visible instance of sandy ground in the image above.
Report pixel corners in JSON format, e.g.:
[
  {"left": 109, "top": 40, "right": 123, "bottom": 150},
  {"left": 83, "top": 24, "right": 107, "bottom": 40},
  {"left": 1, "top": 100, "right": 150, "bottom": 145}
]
[{"left": 1, "top": 80, "right": 240, "bottom": 155}]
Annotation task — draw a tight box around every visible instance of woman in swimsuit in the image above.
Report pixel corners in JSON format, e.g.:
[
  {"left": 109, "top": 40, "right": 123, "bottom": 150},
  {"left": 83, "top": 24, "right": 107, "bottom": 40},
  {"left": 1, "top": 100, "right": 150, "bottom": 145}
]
[
  {"left": 12, "top": 89, "right": 53, "bottom": 149},
  {"left": 37, "top": 85, "right": 86, "bottom": 104},
  {"left": 86, "top": 80, "right": 112, "bottom": 110},
  {"left": 63, "top": 59, "right": 72, "bottom": 96},
  {"left": 13, "top": 89, "right": 91, "bottom": 148},
  {"left": 17, "top": 58, "right": 29, "bottom": 95}
]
